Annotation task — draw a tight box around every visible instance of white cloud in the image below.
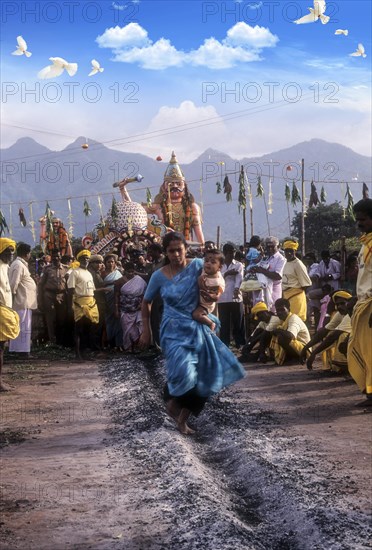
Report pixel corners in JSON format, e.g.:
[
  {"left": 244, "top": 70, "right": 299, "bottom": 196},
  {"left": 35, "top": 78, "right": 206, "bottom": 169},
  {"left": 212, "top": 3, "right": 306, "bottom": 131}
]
[
  {"left": 96, "top": 22, "right": 150, "bottom": 49},
  {"left": 189, "top": 39, "right": 260, "bottom": 69},
  {"left": 113, "top": 38, "right": 185, "bottom": 70},
  {"left": 225, "top": 22, "right": 278, "bottom": 49},
  {"left": 96, "top": 22, "right": 278, "bottom": 70}
]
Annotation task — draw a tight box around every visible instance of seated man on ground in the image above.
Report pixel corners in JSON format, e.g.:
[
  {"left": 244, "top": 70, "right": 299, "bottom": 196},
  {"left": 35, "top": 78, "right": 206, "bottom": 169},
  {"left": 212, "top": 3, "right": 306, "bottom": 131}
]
[
  {"left": 270, "top": 298, "right": 311, "bottom": 366},
  {"left": 238, "top": 302, "right": 280, "bottom": 363},
  {"left": 300, "top": 290, "right": 354, "bottom": 373}
]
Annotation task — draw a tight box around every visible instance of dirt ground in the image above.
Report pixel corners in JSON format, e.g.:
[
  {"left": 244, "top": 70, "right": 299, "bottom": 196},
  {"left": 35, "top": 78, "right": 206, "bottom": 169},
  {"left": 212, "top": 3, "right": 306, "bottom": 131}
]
[{"left": 0, "top": 351, "right": 371, "bottom": 550}]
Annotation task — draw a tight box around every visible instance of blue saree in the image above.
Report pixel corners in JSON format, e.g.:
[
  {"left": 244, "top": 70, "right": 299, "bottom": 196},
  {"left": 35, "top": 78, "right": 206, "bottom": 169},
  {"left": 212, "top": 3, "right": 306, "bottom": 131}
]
[{"left": 144, "top": 258, "right": 245, "bottom": 398}]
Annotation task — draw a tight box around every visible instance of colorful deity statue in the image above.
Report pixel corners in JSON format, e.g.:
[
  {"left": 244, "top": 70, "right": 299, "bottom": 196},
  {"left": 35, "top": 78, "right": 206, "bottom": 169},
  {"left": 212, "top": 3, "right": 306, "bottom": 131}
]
[{"left": 145, "top": 151, "right": 204, "bottom": 244}]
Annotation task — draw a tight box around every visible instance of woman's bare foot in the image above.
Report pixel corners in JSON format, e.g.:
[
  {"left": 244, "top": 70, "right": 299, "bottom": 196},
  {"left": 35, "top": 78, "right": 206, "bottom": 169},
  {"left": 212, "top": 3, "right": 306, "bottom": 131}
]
[
  {"left": 177, "top": 407, "right": 195, "bottom": 434},
  {"left": 166, "top": 399, "right": 181, "bottom": 421},
  {"left": 177, "top": 421, "right": 195, "bottom": 435}
]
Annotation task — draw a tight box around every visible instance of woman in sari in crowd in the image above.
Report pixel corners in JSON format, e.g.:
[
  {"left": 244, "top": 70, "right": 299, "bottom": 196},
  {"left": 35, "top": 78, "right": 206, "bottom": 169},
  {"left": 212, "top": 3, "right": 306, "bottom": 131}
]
[
  {"left": 139, "top": 232, "right": 245, "bottom": 435},
  {"left": 102, "top": 253, "right": 123, "bottom": 350},
  {"left": 114, "top": 262, "right": 147, "bottom": 353}
]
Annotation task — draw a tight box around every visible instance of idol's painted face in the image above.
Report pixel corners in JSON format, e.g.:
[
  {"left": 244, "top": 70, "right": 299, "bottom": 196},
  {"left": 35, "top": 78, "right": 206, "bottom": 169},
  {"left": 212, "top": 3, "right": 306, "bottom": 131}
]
[{"left": 166, "top": 240, "right": 186, "bottom": 265}]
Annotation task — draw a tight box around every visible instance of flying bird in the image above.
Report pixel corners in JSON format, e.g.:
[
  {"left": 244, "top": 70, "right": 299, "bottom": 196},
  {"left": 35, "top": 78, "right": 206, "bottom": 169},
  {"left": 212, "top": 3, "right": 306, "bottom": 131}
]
[
  {"left": 350, "top": 44, "right": 367, "bottom": 58},
  {"left": 335, "top": 29, "right": 348, "bottom": 36},
  {"left": 294, "top": 0, "right": 330, "bottom": 24},
  {"left": 88, "top": 59, "right": 104, "bottom": 76},
  {"left": 12, "top": 36, "right": 32, "bottom": 57},
  {"left": 38, "top": 57, "right": 78, "bottom": 79}
]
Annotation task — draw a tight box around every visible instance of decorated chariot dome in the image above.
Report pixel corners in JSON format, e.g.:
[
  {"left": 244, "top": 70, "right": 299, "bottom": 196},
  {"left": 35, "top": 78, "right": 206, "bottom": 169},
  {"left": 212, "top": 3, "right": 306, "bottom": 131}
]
[{"left": 105, "top": 201, "right": 148, "bottom": 232}]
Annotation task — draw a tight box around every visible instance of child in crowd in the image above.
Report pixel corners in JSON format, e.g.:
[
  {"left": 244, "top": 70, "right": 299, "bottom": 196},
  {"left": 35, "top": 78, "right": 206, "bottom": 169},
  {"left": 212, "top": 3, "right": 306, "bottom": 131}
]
[
  {"left": 192, "top": 249, "right": 225, "bottom": 331},
  {"left": 245, "top": 235, "right": 263, "bottom": 271}
]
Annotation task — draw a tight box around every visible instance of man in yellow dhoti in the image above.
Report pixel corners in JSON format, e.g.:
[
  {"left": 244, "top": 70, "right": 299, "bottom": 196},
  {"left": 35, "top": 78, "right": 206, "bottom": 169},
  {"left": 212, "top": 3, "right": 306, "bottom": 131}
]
[
  {"left": 67, "top": 249, "right": 99, "bottom": 361},
  {"left": 270, "top": 298, "right": 311, "bottom": 365},
  {"left": 0, "top": 238, "right": 20, "bottom": 391},
  {"left": 347, "top": 199, "right": 372, "bottom": 406},
  {"left": 300, "top": 291, "right": 353, "bottom": 372},
  {"left": 282, "top": 239, "right": 312, "bottom": 321}
]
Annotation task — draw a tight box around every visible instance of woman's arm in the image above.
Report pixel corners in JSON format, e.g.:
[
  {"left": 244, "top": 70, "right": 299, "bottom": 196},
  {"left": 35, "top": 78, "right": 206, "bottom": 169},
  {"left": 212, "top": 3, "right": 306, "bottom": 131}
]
[{"left": 139, "top": 299, "right": 152, "bottom": 348}]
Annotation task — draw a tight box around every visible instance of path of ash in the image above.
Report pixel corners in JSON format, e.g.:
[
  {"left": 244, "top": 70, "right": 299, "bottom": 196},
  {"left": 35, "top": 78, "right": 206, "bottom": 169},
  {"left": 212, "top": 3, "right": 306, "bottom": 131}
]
[{"left": 101, "top": 356, "right": 371, "bottom": 550}]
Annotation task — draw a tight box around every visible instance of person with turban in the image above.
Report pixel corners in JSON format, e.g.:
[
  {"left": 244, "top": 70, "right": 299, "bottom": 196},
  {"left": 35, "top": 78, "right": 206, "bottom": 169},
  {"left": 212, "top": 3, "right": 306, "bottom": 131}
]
[
  {"left": 67, "top": 248, "right": 99, "bottom": 360},
  {"left": 348, "top": 199, "right": 372, "bottom": 406},
  {"left": 281, "top": 239, "right": 312, "bottom": 321},
  {"left": 0, "top": 238, "right": 19, "bottom": 391},
  {"left": 300, "top": 290, "right": 354, "bottom": 372},
  {"left": 238, "top": 301, "right": 281, "bottom": 363}
]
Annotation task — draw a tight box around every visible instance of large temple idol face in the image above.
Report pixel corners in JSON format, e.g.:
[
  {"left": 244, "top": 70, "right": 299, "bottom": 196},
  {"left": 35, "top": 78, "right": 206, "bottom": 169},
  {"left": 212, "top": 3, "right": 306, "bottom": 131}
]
[{"left": 169, "top": 179, "right": 185, "bottom": 201}]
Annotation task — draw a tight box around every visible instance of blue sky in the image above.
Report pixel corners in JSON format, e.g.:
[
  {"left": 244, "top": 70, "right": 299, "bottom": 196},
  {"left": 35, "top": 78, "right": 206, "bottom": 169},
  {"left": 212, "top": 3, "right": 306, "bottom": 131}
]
[{"left": 1, "top": 0, "right": 371, "bottom": 161}]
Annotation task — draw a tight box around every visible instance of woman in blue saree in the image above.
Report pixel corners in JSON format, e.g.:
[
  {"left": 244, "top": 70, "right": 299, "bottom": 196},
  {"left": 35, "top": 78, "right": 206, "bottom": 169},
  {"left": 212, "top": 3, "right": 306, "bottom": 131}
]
[{"left": 140, "top": 232, "right": 245, "bottom": 435}]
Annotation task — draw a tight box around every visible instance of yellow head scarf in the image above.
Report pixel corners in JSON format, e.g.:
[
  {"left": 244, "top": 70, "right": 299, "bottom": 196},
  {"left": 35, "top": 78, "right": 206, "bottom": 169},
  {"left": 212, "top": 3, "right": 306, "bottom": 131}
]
[
  {"left": 76, "top": 249, "right": 91, "bottom": 260},
  {"left": 283, "top": 240, "right": 299, "bottom": 251},
  {"left": 332, "top": 290, "right": 352, "bottom": 302},
  {"left": 0, "top": 238, "right": 16, "bottom": 254},
  {"left": 251, "top": 302, "right": 268, "bottom": 319}
]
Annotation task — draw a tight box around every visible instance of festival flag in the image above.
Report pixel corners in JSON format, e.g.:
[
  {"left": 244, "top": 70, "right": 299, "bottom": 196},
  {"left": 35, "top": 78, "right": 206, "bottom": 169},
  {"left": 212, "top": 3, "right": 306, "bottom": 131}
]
[
  {"left": 0, "top": 210, "right": 9, "bottom": 236},
  {"left": 216, "top": 181, "right": 222, "bottom": 194},
  {"left": 83, "top": 199, "right": 92, "bottom": 217},
  {"left": 268, "top": 177, "right": 273, "bottom": 214},
  {"left": 285, "top": 182, "right": 291, "bottom": 203},
  {"left": 9, "top": 205, "right": 13, "bottom": 237},
  {"left": 146, "top": 188, "right": 152, "bottom": 207},
  {"left": 45, "top": 201, "right": 54, "bottom": 234},
  {"left": 308, "top": 180, "right": 319, "bottom": 208},
  {"left": 320, "top": 186, "right": 327, "bottom": 203},
  {"left": 223, "top": 175, "right": 232, "bottom": 202},
  {"left": 238, "top": 167, "right": 246, "bottom": 213},
  {"left": 67, "top": 198, "right": 74, "bottom": 238},
  {"left": 291, "top": 181, "right": 302, "bottom": 206},
  {"left": 97, "top": 195, "right": 104, "bottom": 221},
  {"left": 362, "top": 183, "right": 369, "bottom": 199},
  {"left": 345, "top": 184, "right": 355, "bottom": 220},
  {"left": 256, "top": 176, "right": 264, "bottom": 198},
  {"left": 29, "top": 202, "right": 36, "bottom": 243},
  {"left": 111, "top": 196, "right": 119, "bottom": 226},
  {"left": 18, "top": 208, "right": 27, "bottom": 227}
]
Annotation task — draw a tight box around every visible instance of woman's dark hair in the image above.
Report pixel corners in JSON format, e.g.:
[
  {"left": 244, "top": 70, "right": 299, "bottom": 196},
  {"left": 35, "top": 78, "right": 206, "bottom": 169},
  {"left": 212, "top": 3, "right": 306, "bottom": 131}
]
[
  {"left": 16, "top": 242, "right": 31, "bottom": 256},
  {"left": 162, "top": 232, "right": 187, "bottom": 253}
]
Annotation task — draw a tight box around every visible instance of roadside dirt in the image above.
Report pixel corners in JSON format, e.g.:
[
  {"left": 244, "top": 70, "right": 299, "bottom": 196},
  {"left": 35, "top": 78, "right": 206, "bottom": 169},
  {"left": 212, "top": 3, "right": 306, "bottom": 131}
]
[{"left": 0, "top": 353, "right": 371, "bottom": 550}]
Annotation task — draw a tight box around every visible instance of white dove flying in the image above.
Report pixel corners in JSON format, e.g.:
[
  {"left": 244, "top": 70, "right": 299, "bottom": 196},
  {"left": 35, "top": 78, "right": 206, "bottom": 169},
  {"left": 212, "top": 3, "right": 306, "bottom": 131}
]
[
  {"left": 335, "top": 29, "right": 348, "bottom": 36},
  {"left": 38, "top": 57, "right": 78, "bottom": 79},
  {"left": 350, "top": 44, "right": 367, "bottom": 58},
  {"left": 294, "top": 0, "right": 330, "bottom": 24},
  {"left": 12, "top": 36, "right": 32, "bottom": 57},
  {"left": 88, "top": 59, "right": 104, "bottom": 77}
]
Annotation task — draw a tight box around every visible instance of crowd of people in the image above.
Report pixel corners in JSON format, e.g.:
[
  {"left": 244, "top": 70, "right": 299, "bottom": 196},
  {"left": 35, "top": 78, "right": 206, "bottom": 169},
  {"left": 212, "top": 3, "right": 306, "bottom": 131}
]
[{"left": 0, "top": 198, "right": 371, "bottom": 428}]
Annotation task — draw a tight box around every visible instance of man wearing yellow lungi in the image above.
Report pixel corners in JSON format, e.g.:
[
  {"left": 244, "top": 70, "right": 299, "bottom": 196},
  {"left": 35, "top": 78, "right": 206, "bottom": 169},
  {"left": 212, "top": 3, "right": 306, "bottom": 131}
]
[
  {"left": 270, "top": 298, "right": 311, "bottom": 365},
  {"left": 67, "top": 249, "right": 99, "bottom": 361},
  {"left": 282, "top": 240, "right": 312, "bottom": 321},
  {"left": 0, "top": 238, "right": 20, "bottom": 391},
  {"left": 300, "top": 291, "right": 353, "bottom": 372},
  {"left": 347, "top": 199, "right": 372, "bottom": 406}
]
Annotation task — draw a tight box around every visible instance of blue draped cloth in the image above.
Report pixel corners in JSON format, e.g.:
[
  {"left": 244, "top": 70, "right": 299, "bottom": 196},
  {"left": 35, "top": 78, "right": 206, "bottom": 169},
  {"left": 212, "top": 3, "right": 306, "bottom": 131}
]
[{"left": 144, "top": 258, "right": 245, "bottom": 398}]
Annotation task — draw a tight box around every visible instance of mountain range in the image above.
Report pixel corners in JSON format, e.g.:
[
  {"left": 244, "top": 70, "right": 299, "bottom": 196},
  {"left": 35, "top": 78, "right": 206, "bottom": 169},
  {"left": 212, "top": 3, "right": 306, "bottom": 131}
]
[{"left": 1, "top": 137, "right": 371, "bottom": 245}]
